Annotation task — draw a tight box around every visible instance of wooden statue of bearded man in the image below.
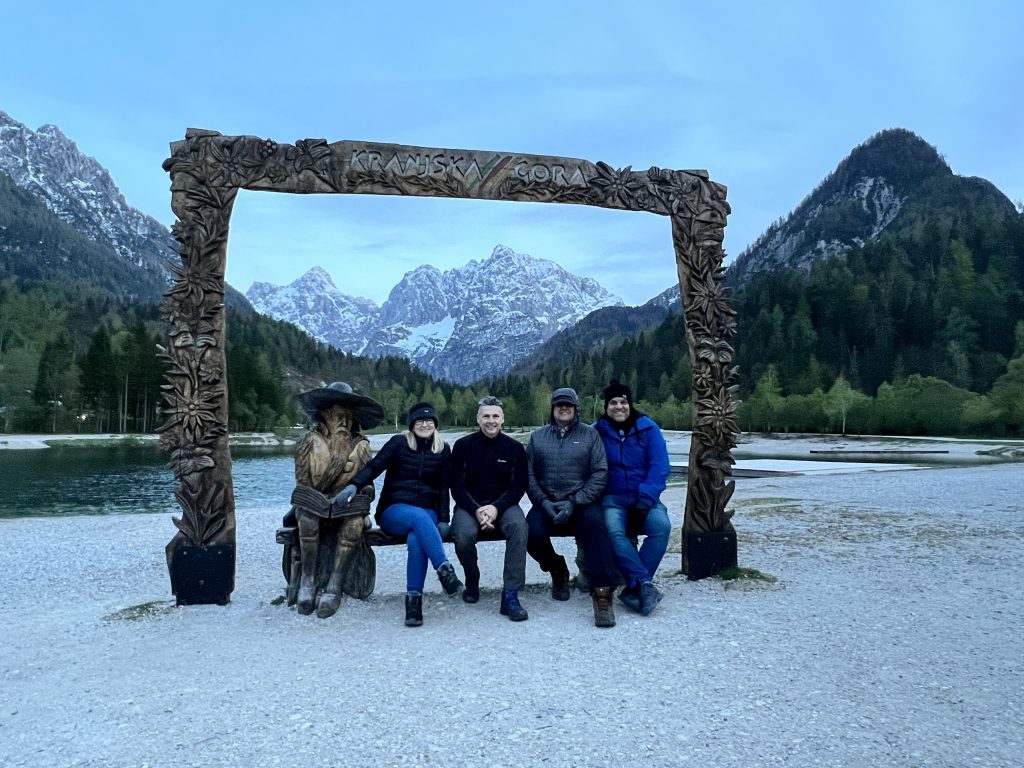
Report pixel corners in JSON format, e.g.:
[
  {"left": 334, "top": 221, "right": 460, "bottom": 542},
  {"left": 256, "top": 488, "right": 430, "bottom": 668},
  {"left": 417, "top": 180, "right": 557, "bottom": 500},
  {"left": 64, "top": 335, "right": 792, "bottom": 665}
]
[{"left": 285, "top": 381, "right": 384, "bottom": 618}]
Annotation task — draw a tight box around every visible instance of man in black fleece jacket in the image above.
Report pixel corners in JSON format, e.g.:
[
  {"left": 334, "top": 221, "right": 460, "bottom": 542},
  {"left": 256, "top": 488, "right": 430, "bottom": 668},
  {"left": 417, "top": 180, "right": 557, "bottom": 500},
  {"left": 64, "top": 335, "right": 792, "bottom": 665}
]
[{"left": 449, "top": 396, "right": 530, "bottom": 621}]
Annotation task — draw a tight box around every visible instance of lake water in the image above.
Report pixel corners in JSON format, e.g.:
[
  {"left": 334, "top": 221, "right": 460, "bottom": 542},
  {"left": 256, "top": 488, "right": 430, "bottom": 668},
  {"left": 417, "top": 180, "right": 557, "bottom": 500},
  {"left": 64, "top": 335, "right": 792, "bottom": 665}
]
[
  {"left": 1, "top": 442, "right": 999, "bottom": 520},
  {"left": 0, "top": 446, "right": 298, "bottom": 519}
]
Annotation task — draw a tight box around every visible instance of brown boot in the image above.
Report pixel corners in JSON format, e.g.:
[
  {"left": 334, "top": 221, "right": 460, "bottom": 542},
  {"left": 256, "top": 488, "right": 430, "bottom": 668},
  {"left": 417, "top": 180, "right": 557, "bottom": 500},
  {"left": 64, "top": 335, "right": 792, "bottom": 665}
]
[
  {"left": 592, "top": 587, "right": 616, "bottom": 627},
  {"left": 550, "top": 556, "right": 571, "bottom": 601}
]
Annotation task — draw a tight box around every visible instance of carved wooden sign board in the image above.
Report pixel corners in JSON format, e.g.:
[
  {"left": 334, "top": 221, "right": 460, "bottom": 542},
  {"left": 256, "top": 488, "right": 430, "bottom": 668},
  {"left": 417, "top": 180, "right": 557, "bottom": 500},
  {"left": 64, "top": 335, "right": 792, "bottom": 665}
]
[{"left": 161, "top": 131, "right": 740, "bottom": 602}]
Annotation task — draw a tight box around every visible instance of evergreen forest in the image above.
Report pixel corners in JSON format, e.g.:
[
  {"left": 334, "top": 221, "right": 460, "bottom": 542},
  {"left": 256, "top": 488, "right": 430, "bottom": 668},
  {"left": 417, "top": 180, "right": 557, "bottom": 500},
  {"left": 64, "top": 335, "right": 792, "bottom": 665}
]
[{"left": 3, "top": 138, "right": 1024, "bottom": 438}]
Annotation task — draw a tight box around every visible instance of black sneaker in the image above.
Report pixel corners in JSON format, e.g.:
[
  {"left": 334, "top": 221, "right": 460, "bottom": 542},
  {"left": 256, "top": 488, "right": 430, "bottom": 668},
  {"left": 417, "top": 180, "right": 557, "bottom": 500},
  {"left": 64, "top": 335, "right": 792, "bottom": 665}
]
[
  {"left": 462, "top": 585, "right": 480, "bottom": 604},
  {"left": 639, "top": 581, "right": 663, "bottom": 616},
  {"left": 437, "top": 562, "right": 463, "bottom": 596},
  {"left": 404, "top": 592, "right": 423, "bottom": 627},
  {"left": 500, "top": 590, "right": 529, "bottom": 621},
  {"left": 618, "top": 584, "right": 642, "bottom": 613}
]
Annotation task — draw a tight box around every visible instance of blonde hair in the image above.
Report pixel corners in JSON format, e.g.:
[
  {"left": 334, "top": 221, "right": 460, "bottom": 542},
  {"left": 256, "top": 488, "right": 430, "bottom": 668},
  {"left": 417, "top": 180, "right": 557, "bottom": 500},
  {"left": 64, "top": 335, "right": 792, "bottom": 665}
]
[{"left": 404, "top": 429, "right": 446, "bottom": 454}]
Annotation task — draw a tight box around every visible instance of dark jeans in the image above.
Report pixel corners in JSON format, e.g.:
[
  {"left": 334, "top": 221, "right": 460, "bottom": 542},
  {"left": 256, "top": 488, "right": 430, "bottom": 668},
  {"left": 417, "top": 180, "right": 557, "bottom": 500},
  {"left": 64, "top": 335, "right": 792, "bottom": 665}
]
[
  {"left": 526, "top": 501, "right": 617, "bottom": 589},
  {"left": 451, "top": 504, "right": 527, "bottom": 592}
]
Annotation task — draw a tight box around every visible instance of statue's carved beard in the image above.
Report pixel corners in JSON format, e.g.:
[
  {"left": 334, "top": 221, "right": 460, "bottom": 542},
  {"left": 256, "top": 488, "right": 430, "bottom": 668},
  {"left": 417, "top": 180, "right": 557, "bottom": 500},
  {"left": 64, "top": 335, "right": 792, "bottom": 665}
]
[{"left": 319, "top": 406, "right": 354, "bottom": 440}]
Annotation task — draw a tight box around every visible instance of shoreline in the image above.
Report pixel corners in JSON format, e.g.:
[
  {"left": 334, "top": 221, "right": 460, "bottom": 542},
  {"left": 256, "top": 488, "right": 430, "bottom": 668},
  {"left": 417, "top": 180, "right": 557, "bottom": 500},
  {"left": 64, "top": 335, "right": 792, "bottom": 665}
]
[{"left": 4, "top": 429, "right": 1022, "bottom": 462}]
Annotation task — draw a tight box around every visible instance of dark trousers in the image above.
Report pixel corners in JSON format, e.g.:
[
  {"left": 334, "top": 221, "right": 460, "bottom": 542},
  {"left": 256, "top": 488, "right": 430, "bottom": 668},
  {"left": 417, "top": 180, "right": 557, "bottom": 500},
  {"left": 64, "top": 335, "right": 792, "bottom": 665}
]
[
  {"left": 526, "top": 501, "right": 617, "bottom": 589},
  {"left": 451, "top": 504, "right": 527, "bottom": 592}
]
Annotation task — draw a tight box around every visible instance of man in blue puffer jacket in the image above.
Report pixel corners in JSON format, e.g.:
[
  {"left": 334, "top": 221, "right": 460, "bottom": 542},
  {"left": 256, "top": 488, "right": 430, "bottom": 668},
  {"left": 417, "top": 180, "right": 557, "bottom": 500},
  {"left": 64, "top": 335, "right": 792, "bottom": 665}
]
[{"left": 594, "top": 380, "right": 671, "bottom": 616}]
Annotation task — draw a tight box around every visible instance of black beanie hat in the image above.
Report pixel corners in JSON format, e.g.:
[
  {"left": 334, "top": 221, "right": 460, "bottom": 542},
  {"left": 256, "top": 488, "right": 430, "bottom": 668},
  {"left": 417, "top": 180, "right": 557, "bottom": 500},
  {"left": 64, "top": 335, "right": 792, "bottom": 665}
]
[
  {"left": 407, "top": 402, "right": 438, "bottom": 429},
  {"left": 603, "top": 380, "right": 633, "bottom": 409}
]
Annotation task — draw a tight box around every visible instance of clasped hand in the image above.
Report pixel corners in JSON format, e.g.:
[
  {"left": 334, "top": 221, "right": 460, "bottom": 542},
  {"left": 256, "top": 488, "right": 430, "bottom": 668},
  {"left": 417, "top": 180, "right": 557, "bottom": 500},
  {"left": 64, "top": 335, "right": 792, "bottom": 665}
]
[
  {"left": 476, "top": 505, "right": 498, "bottom": 530},
  {"left": 543, "top": 499, "right": 573, "bottom": 525}
]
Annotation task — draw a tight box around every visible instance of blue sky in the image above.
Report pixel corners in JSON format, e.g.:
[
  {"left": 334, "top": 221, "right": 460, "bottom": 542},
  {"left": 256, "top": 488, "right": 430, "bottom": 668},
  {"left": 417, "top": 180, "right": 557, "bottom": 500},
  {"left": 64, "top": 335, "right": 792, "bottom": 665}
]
[{"left": 3, "top": 1, "right": 1022, "bottom": 306}]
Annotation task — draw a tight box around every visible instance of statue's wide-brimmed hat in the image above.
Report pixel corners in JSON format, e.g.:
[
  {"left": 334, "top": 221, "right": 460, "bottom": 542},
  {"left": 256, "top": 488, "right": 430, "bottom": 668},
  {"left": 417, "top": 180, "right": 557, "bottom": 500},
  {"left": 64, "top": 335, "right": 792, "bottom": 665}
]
[{"left": 298, "top": 381, "right": 385, "bottom": 430}]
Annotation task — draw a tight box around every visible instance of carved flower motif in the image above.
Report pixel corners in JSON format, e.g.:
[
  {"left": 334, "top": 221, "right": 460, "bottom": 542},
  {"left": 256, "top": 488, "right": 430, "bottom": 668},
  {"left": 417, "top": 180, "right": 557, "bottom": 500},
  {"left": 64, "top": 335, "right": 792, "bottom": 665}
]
[
  {"left": 693, "top": 360, "right": 716, "bottom": 393},
  {"left": 663, "top": 172, "right": 701, "bottom": 215},
  {"left": 165, "top": 298, "right": 218, "bottom": 338},
  {"left": 167, "top": 258, "right": 224, "bottom": 304},
  {"left": 198, "top": 359, "right": 223, "bottom": 384},
  {"left": 170, "top": 220, "right": 195, "bottom": 252},
  {"left": 161, "top": 387, "right": 220, "bottom": 442},
  {"left": 688, "top": 275, "right": 734, "bottom": 325},
  {"left": 208, "top": 139, "right": 265, "bottom": 186},
  {"left": 696, "top": 388, "right": 740, "bottom": 437},
  {"left": 590, "top": 162, "right": 642, "bottom": 208},
  {"left": 266, "top": 162, "right": 290, "bottom": 184}
]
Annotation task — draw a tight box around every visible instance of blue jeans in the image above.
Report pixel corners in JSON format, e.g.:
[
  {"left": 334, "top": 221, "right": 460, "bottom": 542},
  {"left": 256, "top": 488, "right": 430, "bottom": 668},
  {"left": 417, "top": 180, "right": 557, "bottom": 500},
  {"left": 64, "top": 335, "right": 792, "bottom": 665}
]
[
  {"left": 603, "top": 500, "right": 671, "bottom": 587},
  {"left": 378, "top": 503, "right": 448, "bottom": 593}
]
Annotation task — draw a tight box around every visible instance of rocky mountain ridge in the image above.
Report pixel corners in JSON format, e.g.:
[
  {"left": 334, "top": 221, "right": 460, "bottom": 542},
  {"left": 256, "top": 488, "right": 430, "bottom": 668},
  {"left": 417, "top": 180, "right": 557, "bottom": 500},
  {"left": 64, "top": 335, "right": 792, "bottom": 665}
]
[
  {"left": 246, "top": 244, "right": 623, "bottom": 383},
  {"left": 725, "top": 128, "right": 1017, "bottom": 286},
  {"left": 0, "top": 109, "right": 251, "bottom": 308},
  {"left": 0, "top": 110, "right": 174, "bottom": 299}
]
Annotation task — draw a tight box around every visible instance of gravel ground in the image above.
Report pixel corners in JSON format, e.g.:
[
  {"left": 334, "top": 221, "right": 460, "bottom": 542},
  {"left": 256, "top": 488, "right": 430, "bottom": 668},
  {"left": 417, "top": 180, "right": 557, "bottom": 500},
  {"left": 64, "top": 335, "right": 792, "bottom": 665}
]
[{"left": 1, "top": 456, "right": 1022, "bottom": 767}]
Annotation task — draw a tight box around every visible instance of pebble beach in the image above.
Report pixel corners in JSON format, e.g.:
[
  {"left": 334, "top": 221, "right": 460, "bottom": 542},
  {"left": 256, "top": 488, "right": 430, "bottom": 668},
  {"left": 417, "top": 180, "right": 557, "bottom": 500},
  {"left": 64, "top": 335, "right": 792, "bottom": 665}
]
[{"left": 1, "top": 436, "right": 1022, "bottom": 767}]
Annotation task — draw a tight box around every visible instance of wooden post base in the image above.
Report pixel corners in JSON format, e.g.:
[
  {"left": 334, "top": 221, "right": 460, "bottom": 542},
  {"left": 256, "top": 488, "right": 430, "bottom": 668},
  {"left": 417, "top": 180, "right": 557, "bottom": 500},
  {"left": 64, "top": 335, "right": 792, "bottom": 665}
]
[
  {"left": 168, "top": 544, "right": 235, "bottom": 605},
  {"left": 684, "top": 530, "right": 738, "bottom": 580}
]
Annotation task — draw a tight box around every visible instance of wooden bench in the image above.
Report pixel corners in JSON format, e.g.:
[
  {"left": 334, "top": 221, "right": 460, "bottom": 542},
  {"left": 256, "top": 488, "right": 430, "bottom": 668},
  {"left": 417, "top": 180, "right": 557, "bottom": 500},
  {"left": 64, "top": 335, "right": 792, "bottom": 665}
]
[
  {"left": 276, "top": 520, "right": 536, "bottom": 550},
  {"left": 276, "top": 510, "right": 641, "bottom": 607},
  {"left": 275, "top": 517, "right": 540, "bottom": 605}
]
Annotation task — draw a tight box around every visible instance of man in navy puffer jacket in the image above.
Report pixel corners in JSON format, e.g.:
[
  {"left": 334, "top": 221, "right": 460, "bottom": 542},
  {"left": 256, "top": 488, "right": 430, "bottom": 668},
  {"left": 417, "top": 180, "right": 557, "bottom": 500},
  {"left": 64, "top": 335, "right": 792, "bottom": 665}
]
[{"left": 594, "top": 380, "right": 671, "bottom": 616}]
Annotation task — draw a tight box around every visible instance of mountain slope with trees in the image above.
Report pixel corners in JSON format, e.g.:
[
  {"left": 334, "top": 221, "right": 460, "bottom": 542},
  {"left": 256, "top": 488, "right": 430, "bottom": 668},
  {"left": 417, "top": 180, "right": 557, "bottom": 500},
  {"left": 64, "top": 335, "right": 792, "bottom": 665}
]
[{"left": 502, "top": 129, "right": 1024, "bottom": 436}]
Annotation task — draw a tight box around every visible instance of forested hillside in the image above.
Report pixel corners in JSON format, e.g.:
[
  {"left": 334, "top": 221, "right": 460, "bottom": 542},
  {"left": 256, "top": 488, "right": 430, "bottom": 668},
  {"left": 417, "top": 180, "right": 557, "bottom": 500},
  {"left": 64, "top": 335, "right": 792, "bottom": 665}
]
[
  {"left": 499, "top": 191, "right": 1024, "bottom": 435},
  {"left": 0, "top": 171, "right": 165, "bottom": 300},
  {"left": 0, "top": 278, "right": 464, "bottom": 434}
]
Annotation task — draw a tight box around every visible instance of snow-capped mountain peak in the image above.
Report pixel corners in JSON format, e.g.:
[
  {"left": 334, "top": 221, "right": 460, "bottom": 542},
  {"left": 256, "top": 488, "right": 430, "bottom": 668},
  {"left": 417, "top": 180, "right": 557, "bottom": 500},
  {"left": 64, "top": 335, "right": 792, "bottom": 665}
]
[{"left": 246, "top": 244, "right": 623, "bottom": 383}]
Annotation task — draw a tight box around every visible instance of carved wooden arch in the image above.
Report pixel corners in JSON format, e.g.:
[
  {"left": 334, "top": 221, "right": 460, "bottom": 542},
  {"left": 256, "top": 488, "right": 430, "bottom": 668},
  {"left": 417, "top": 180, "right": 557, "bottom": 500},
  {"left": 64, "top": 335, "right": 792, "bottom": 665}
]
[{"left": 161, "top": 130, "right": 738, "bottom": 602}]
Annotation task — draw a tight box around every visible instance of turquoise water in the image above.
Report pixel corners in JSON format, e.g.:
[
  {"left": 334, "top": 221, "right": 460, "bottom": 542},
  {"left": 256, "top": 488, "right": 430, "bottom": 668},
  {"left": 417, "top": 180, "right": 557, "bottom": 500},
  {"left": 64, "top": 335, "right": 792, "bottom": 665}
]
[{"left": 0, "top": 446, "right": 297, "bottom": 519}]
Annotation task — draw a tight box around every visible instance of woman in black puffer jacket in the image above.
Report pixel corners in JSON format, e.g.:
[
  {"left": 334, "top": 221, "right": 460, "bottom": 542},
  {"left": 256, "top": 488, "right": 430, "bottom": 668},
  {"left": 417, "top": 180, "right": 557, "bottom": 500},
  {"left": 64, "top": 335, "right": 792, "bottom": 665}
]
[{"left": 336, "top": 402, "right": 462, "bottom": 626}]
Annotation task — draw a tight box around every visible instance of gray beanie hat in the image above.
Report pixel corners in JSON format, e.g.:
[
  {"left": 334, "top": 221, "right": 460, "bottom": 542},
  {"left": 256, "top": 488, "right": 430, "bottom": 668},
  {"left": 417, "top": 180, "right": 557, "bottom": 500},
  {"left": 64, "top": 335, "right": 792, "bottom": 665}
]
[{"left": 550, "top": 387, "right": 580, "bottom": 407}]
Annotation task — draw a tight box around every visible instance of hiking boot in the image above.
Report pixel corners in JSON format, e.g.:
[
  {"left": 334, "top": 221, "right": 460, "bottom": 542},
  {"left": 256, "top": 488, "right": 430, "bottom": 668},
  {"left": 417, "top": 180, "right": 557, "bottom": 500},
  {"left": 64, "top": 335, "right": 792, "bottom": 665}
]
[
  {"left": 618, "top": 584, "right": 642, "bottom": 614},
  {"left": 462, "top": 585, "right": 480, "bottom": 604},
  {"left": 404, "top": 592, "right": 423, "bottom": 627},
  {"left": 592, "top": 586, "right": 616, "bottom": 628},
  {"left": 550, "top": 556, "right": 571, "bottom": 601},
  {"left": 437, "top": 562, "right": 463, "bottom": 596},
  {"left": 500, "top": 590, "right": 529, "bottom": 622},
  {"left": 640, "top": 581, "right": 663, "bottom": 616}
]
